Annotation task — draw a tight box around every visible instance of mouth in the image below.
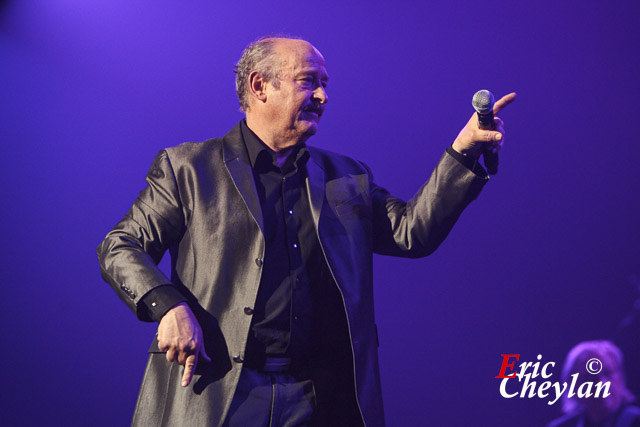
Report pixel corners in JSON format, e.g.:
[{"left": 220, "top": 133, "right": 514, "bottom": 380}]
[{"left": 303, "top": 105, "right": 324, "bottom": 118}]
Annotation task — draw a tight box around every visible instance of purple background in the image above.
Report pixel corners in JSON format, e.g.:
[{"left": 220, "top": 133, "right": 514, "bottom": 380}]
[{"left": 1, "top": 0, "right": 639, "bottom": 425}]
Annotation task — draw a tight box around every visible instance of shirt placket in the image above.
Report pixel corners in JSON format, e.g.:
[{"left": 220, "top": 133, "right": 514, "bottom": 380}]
[{"left": 281, "top": 171, "right": 312, "bottom": 359}]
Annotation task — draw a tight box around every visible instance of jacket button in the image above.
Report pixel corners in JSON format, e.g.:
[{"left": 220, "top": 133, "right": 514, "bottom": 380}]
[
  {"left": 244, "top": 307, "right": 254, "bottom": 315},
  {"left": 121, "top": 285, "right": 136, "bottom": 299},
  {"left": 255, "top": 258, "right": 263, "bottom": 267},
  {"left": 233, "top": 355, "right": 244, "bottom": 363}
]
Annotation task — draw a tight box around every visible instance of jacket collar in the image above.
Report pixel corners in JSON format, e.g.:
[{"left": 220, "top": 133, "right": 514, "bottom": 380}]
[
  {"left": 305, "top": 155, "right": 325, "bottom": 230},
  {"left": 221, "top": 121, "right": 264, "bottom": 235},
  {"left": 221, "top": 120, "right": 326, "bottom": 235}
]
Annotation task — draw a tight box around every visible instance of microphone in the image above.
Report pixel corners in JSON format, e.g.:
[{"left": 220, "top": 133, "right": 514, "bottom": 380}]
[{"left": 472, "top": 90, "right": 498, "bottom": 175}]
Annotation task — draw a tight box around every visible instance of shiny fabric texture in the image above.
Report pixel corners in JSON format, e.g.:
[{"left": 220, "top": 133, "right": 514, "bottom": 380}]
[{"left": 97, "top": 122, "right": 487, "bottom": 426}]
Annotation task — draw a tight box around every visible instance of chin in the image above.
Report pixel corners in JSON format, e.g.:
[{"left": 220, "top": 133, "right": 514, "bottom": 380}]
[{"left": 298, "top": 121, "right": 318, "bottom": 137}]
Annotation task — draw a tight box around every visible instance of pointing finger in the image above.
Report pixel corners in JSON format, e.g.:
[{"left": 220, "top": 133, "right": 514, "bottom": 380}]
[
  {"left": 182, "top": 353, "right": 198, "bottom": 387},
  {"left": 493, "top": 92, "right": 517, "bottom": 115}
]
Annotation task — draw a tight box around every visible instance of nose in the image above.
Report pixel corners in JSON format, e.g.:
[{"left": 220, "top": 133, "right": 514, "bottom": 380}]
[{"left": 312, "top": 85, "right": 328, "bottom": 104}]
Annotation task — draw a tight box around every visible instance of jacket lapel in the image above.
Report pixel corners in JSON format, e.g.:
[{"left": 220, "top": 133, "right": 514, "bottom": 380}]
[
  {"left": 305, "top": 155, "right": 325, "bottom": 231},
  {"left": 222, "top": 123, "right": 264, "bottom": 235}
]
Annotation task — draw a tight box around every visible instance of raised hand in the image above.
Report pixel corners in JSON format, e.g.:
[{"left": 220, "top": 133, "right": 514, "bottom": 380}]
[{"left": 452, "top": 92, "right": 517, "bottom": 159}]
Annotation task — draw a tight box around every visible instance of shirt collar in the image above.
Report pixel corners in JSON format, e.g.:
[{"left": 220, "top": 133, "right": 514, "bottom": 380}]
[{"left": 240, "top": 119, "right": 310, "bottom": 173}]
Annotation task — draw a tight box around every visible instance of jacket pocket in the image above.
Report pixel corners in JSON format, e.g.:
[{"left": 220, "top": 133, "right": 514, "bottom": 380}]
[{"left": 334, "top": 193, "right": 370, "bottom": 219}]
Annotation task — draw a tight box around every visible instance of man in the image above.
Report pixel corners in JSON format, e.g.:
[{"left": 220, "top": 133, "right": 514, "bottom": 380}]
[{"left": 97, "top": 36, "right": 515, "bottom": 426}]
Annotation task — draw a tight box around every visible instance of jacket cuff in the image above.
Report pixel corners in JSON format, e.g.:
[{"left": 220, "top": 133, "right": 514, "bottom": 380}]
[
  {"left": 446, "top": 146, "right": 489, "bottom": 179},
  {"left": 139, "top": 285, "right": 188, "bottom": 322}
]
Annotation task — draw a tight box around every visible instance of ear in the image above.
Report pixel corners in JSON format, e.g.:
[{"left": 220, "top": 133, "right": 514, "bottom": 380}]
[{"left": 248, "top": 71, "right": 268, "bottom": 105}]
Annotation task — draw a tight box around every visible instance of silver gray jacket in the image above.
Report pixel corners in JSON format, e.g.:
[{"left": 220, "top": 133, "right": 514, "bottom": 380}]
[{"left": 97, "top": 122, "right": 487, "bottom": 426}]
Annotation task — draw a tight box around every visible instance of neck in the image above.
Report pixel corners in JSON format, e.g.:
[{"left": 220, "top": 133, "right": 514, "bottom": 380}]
[
  {"left": 244, "top": 117, "right": 301, "bottom": 169},
  {"left": 245, "top": 115, "right": 307, "bottom": 153}
]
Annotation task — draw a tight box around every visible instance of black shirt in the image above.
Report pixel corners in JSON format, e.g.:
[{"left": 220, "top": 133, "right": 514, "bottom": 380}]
[{"left": 240, "top": 119, "right": 317, "bottom": 362}]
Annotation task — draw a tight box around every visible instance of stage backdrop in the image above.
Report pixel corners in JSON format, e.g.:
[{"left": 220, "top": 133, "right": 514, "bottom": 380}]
[{"left": 1, "top": 1, "right": 639, "bottom": 425}]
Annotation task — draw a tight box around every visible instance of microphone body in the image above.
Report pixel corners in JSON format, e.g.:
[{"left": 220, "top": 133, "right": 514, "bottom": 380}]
[{"left": 472, "top": 90, "right": 498, "bottom": 175}]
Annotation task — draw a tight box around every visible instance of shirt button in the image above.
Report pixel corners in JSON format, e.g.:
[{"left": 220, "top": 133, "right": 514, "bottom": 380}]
[
  {"left": 288, "top": 210, "right": 293, "bottom": 215},
  {"left": 255, "top": 258, "right": 263, "bottom": 267},
  {"left": 244, "top": 307, "right": 254, "bottom": 315},
  {"left": 151, "top": 302, "right": 157, "bottom": 307},
  {"left": 293, "top": 243, "right": 298, "bottom": 248}
]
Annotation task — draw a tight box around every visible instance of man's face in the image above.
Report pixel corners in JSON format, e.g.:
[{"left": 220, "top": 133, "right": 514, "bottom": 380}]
[{"left": 265, "top": 40, "right": 329, "bottom": 143}]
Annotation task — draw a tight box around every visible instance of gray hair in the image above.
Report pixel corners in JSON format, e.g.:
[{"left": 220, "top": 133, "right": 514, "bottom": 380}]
[
  {"left": 233, "top": 35, "right": 302, "bottom": 112},
  {"left": 561, "top": 340, "right": 634, "bottom": 414}
]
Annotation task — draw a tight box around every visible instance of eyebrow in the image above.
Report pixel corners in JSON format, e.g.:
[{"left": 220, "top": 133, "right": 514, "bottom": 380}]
[{"left": 294, "top": 71, "right": 330, "bottom": 81}]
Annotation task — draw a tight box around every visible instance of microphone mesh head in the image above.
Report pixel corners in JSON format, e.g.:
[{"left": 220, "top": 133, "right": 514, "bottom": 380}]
[{"left": 472, "top": 90, "right": 495, "bottom": 114}]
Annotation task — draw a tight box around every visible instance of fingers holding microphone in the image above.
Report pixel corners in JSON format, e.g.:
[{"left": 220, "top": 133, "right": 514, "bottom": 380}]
[
  {"left": 487, "top": 91, "right": 515, "bottom": 156},
  {"left": 452, "top": 91, "right": 516, "bottom": 174},
  {"left": 452, "top": 112, "right": 504, "bottom": 158},
  {"left": 487, "top": 92, "right": 515, "bottom": 156},
  {"left": 486, "top": 116, "right": 505, "bottom": 154}
]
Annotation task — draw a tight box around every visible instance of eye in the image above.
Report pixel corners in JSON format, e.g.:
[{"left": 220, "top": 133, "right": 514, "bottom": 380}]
[{"left": 296, "top": 77, "right": 313, "bottom": 89}]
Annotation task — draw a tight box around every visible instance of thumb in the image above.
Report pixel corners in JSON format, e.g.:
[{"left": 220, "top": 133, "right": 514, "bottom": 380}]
[
  {"left": 182, "top": 353, "right": 198, "bottom": 387},
  {"left": 475, "top": 130, "right": 502, "bottom": 144}
]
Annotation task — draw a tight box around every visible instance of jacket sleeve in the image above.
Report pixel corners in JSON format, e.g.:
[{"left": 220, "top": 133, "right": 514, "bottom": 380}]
[
  {"left": 370, "top": 149, "right": 488, "bottom": 258},
  {"left": 97, "top": 149, "right": 187, "bottom": 321}
]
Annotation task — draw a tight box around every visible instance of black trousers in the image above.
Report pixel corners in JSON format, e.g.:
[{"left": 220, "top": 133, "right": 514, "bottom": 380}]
[{"left": 223, "top": 367, "right": 316, "bottom": 427}]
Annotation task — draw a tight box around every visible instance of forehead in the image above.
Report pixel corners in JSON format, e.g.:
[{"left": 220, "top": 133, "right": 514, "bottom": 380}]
[{"left": 273, "top": 39, "right": 328, "bottom": 77}]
